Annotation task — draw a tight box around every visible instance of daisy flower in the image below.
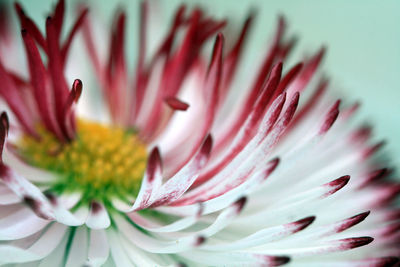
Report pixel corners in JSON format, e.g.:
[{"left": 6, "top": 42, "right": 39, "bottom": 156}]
[{"left": 0, "top": 0, "right": 398, "bottom": 266}]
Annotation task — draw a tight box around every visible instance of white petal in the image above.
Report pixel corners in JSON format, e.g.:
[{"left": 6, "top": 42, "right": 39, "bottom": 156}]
[
  {"left": 179, "top": 250, "right": 290, "bottom": 266},
  {"left": 127, "top": 203, "right": 202, "bottom": 233},
  {"left": 65, "top": 227, "right": 88, "bottom": 267},
  {"left": 51, "top": 196, "right": 87, "bottom": 226},
  {"left": 86, "top": 202, "right": 111, "bottom": 229},
  {"left": 0, "top": 184, "right": 20, "bottom": 205},
  {"left": 202, "top": 216, "right": 315, "bottom": 251},
  {"left": 0, "top": 223, "right": 67, "bottom": 264},
  {"left": 86, "top": 229, "right": 109, "bottom": 267},
  {"left": 114, "top": 213, "right": 205, "bottom": 254},
  {"left": 107, "top": 230, "right": 135, "bottom": 267},
  {"left": 37, "top": 226, "right": 69, "bottom": 267},
  {"left": 119, "top": 234, "right": 171, "bottom": 266},
  {"left": 0, "top": 208, "right": 49, "bottom": 240}
]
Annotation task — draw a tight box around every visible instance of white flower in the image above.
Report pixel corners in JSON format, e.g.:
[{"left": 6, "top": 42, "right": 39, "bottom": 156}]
[{"left": 0, "top": 0, "right": 398, "bottom": 266}]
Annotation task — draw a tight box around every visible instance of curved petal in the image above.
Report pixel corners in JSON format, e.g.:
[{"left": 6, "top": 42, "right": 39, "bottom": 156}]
[
  {"left": 0, "top": 223, "right": 67, "bottom": 264},
  {"left": 86, "top": 202, "right": 111, "bottom": 229},
  {"left": 0, "top": 207, "right": 49, "bottom": 240}
]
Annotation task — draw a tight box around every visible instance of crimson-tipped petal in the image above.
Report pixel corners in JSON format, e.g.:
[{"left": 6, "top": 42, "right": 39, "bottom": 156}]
[{"left": 323, "top": 175, "right": 350, "bottom": 197}]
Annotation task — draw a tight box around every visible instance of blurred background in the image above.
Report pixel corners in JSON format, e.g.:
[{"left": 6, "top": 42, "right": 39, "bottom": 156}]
[{"left": 4, "top": 0, "right": 400, "bottom": 167}]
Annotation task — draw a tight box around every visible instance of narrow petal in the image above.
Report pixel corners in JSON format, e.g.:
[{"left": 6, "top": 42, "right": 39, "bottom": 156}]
[
  {"left": 115, "top": 214, "right": 206, "bottom": 254},
  {"left": 86, "top": 229, "right": 110, "bottom": 267},
  {"left": 179, "top": 250, "right": 290, "bottom": 266},
  {"left": 127, "top": 147, "right": 163, "bottom": 211},
  {"left": 65, "top": 227, "right": 88, "bottom": 267},
  {"left": 203, "top": 216, "right": 315, "bottom": 251}
]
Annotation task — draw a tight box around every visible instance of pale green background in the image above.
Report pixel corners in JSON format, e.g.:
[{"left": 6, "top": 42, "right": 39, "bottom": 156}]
[{"left": 5, "top": 0, "right": 400, "bottom": 167}]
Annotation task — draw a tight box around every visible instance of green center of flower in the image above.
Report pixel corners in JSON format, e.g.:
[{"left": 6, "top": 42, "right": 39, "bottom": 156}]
[{"left": 18, "top": 120, "right": 147, "bottom": 203}]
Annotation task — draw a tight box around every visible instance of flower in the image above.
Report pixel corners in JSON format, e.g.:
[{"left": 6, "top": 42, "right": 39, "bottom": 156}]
[{"left": 0, "top": 0, "right": 398, "bottom": 266}]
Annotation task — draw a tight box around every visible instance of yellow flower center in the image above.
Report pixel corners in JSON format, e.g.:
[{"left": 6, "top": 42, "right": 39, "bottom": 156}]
[{"left": 18, "top": 120, "right": 147, "bottom": 202}]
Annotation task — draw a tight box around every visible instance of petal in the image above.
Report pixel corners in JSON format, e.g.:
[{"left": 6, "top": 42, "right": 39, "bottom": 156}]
[
  {"left": 64, "top": 227, "right": 88, "bottom": 267},
  {"left": 179, "top": 250, "right": 290, "bottom": 266},
  {"left": 0, "top": 164, "right": 55, "bottom": 220},
  {"left": 250, "top": 236, "right": 373, "bottom": 257},
  {"left": 86, "top": 229, "right": 109, "bottom": 267},
  {"left": 47, "top": 194, "right": 86, "bottom": 226},
  {"left": 86, "top": 201, "right": 111, "bottom": 229},
  {"left": 0, "top": 207, "right": 49, "bottom": 240},
  {"left": 114, "top": 213, "right": 205, "bottom": 254},
  {"left": 127, "top": 147, "right": 163, "bottom": 211},
  {"left": 127, "top": 203, "right": 203, "bottom": 233},
  {"left": 0, "top": 223, "right": 67, "bottom": 264},
  {"left": 202, "top": 216, "right": 315, "bottom": 251},
  {"left": 0, "top": 184, "right": 20, "bottom": 205},
  {"left": 107, "top": 230, "right": 137, "bottom": 267}
]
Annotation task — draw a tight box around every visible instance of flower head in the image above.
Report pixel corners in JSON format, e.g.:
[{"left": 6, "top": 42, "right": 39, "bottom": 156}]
[{"left": 0, "top": 0, "right": 398, "bottom": 266}]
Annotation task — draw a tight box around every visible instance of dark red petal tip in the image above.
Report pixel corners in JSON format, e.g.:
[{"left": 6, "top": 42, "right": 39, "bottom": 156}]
[
  {"left": 165, "top": 97, "right": 190, "bottom": 111},
  {"left": 90, "top": 201, "right": 102, "bottom": 214},
  {"left": 72, "top": 79, "right": 83, "bottom": 102},
  {"left": 147, "top": 147, "right": 162, "bottom": 181},
  {"left": 351, "top": 125, "right": 372, "bottom": 143},
  {"left": 363, "top": 141, "right": 386, "bottom": 159},
  {"left": 385, "top": 208, "right": 400, "bottom": 221},
  {"left": 201, "top": 134, "right": 213, "bottom": 156},
  {"left": 336, "top": 211, "right": 370, "bottom": 233},
  {"left": 292, "top": 216, "right": 316, "bottom": 232},
  {"left": 0, "top": 112, "right": 9, "bottom": 133},
  {"left": 14, "top": 2, "right": 24, "bottom": 15},
  {"left": 324, "top": 175, "right": 350, "bottom": 197},
  {"left": 44, "top": 192, "right": 57, "bottom": 205},
  {"left": 269, "top": 157, "right": 280, "bottom": 169},
  {"left": 281, "top": 92, "right": 300, "bottom": 126},
  {"left": 73, "top": 79, "right": 83, "bottom": 89},
  {"left": 263, "top": 158, "right": 280, "bottom": 180},
  {"left": 381, "top": 221, "right": 400, "bottom": 237},
  {"left": 195, "top": 236, "right": 206, "bottom": 246},
  {"left": 362, "top": 168, "right": 390, "bottom": 187},
  {"left": 270, "top": 256, "right": 291, "bottom": 266},
  {"left": 275, "top": 61, "right": 283, "bottom": 72},
  {"left": 0, "top": 112, "right": 8, "bottom": 160},
  {"left": 319, "top": 99, "right": 340, "bottom": 135},
  {"left": 23, "top": 196, "right": 53, "bottom": 220},
  {"left": 343, "top": 236, "right": 374, "bottom": 249},
  {"left": 317, "top": 46, "right": 327, "bottom": 60},
  {"left": 208, "top": 33, "right": 224, "bottom": 70},
  {"left": 234, "top": 196, "right": 247, "bottom": 213},
  {"left": 377, "top": 256, "right": 399, "bottom": 266}
]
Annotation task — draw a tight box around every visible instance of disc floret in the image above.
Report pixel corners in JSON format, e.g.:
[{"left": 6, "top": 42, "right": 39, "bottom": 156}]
[{"left": 19, "top": 120, "right": 147, "bottom": 203}]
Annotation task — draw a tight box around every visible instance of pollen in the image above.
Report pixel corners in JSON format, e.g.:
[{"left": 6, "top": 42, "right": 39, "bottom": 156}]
[{"left": 18, "top": 120, "right": 148, "bottom": 202}]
